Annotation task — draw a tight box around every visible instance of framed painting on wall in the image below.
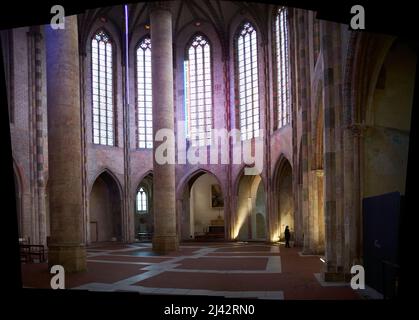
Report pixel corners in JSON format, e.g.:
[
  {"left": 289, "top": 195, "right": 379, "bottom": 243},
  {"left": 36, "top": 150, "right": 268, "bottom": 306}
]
[{"left": 211, "top": 184, "right": 224, "bottom": 208}]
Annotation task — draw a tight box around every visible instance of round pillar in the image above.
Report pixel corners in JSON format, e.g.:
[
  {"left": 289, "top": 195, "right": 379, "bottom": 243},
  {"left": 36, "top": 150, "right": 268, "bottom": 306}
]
[
  {"left": 45, "top": 15, "right": 86, "bottom": 272},
  {"left": 150, "top": 7, "right": 179, "bottom": 253}
]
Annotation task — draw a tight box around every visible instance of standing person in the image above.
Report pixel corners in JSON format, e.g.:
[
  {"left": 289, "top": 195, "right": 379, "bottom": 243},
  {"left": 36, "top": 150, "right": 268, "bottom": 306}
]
[{"left": 284, "top": 226, "right": 291, "bottom": 248}]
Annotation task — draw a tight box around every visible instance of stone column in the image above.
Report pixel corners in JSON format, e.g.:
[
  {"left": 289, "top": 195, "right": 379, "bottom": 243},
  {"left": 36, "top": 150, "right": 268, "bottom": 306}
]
[
  {"left": 321, "top": 20, "right": 345, "bottom": 281},
  {"left": 150, "top": 6, "right": 179, "bottom": 253},
  {"left": 294, "top": 10, "right": 312, "bottom": 255},
  {"left": 45, "top": 15, "right": 86, "bottom": 272},
  {"left": 27, "top": 27, "right": 48, "bottom": 246},
  {"left": 308, "top": 169, "right": 320, "bottom": 253},
  {"left": 316, "top": 169, "right": 325, "bottom": 252},
  {"left": 345, "top": 124, "right": 365, "bottom": 266}
]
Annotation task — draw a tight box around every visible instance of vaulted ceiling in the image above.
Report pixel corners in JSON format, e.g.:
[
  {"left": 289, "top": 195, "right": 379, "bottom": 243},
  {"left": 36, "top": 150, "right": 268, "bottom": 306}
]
[{"left": 78, "top": 0, "right": 278, "bottom": 54}]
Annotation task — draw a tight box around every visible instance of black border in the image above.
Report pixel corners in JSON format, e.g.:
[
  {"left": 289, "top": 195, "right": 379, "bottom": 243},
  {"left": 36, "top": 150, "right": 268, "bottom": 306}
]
[{"left": 2, "top": 0, "right": 417, "bottom": 316}]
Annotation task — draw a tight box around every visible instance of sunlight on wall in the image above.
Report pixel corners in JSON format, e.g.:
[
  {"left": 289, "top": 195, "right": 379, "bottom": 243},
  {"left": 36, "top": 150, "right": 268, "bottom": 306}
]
[{"left": 234, "top": 175, "right": 266, "bottom": 240}]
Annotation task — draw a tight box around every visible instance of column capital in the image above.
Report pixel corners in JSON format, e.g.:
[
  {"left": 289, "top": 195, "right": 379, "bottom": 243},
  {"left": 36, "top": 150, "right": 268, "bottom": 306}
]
[
  {"left": 314, "top": 169, "right": 324, "bottom": 177},
  {"left": 149, "top": 1, "right": 172, "bottom": 14},
  {"left": 347, "top": 123, "right": 368, "bottom": 138},
  {"left": 27, "top": 26, "right": 43, "bottom": 40}
]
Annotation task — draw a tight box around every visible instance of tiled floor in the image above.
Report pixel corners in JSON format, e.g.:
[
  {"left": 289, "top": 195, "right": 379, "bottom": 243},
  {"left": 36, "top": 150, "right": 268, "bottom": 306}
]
[{"left": 21, "top": 242, "right": 360, "bottom": 300}]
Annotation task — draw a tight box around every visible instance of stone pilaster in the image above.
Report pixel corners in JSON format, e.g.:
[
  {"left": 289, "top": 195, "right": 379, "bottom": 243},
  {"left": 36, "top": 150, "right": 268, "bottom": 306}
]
[
  {"left": 345, "top": 123, "right": 367, "bottom": 267},
  {"left": 321, "top": 20, "right": 346, "bottom": 281},
  {"left": 150, "top": 6, "right": 179, "bottom": 253},
  {"left": 294, "top": 10, "right": 313, "bottom": 255},
  {"left": 307, "top": 168, "right": 325, "bottom": 254},
  {"left": 45, "top": 15, "right": 86, "bottom": 272},
  {"left": 27, "top": 26, "right": 48, "bottom": 246}
]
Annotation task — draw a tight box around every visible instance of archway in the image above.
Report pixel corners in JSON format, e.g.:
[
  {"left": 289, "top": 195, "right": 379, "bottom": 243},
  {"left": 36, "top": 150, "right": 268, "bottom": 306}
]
[
  {"left": 134, "top": 173, "right": 153, "bottom": 241},
  {"left": 274, "top": 158, "right": 294, "bottom": 242},
  {"left": 180, "top": 171, "right": 225, "bottom": 241},
  {"left": 13, "top": 163, "right": 23, "bottom": 238},
  {"left": 89, "top": 171, "right": 122, "bottom": 242},
  {"left": 235, "top": 174, "right": 267, "bottom": 241},
  {"left": 360, "top": 38, "right": 416, "bottom": 293},
  {"left": 295, "top": 143, "right": 303, "bottom": 245},
  {"left": 363, "top": 39, "right": 417, "bottom": 198}
]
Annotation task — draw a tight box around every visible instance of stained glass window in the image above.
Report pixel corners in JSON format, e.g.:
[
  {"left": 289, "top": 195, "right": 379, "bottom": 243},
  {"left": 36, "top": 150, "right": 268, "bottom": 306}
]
[
  {"left": 136, "top": 36, "right": 153, "bottom": 149},
  {"left": 275, "top": 8, "right": 291, "bottom": 128},
  {"left": 92, "top": 30, "right": 114, "bottom": 146},
  {"left": 184, "top": 34, "right": 212, "bottom": 147},
  {"left": 237, "top": 22, "right": 259, "bottom": 141},
  {"left": 136, "top": 187, "right": 147, "bottom": 212}
]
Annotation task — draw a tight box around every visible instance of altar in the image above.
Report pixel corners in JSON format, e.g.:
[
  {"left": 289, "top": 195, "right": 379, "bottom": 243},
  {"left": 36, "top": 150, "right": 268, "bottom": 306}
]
[{"left": 196, "top": 216, "right": 225, "bottom": 240}]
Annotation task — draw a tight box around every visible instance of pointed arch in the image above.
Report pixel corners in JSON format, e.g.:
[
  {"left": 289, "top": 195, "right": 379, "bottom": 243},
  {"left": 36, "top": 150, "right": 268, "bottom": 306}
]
[
  {"left": 12, "top": 158, "right": 23, "bottom": 198},
  {"left": 178, "top": 168, "right": 225, "bottom": 241},
  {"left": 91, "top": 28, "right": 115, "bottom": 146},
  {"left": 89, "top": 168, "right": 123, "bottom": 198},
  {"left": 229, "top": 6, "right": 265, "bottom": 43},
  {"left": 184, "top": 32, "right": 213, "bottom": 146},
  {"left": 176, "top": 168, "right": 224, "bottom": 198},
  {"left": 12, "top": 158, "right": 23, "bottom": 237},
  {"left": 273, "top": 6, "right": 291, "bottom": 129},
  {"left": 89, "top": 168, "right": 123, "bottom": 243},
  {"left": 232, "top": 165, "right": 265, "bottom": 198},
  {"left": 133, "top": 171, "right": 153, "bottom": 240},
  {"left": 234, "top": 20, "right": 260, "bottom": 141},
  {"left": 272, "top": 154, "right": 293, "bottom": 242},
  {"left": 80, "top": 13, "right": 123, "bottom": 56},
  {"left": 234, "top": 169, "right": 266, "bottom": 241},
  {"left": 136, "top": 187, "right": 148, "bottom": 212},
  {"left": 272, "top": 154, "right": 292, "bottom": 185},
  {"left": 135, "top": 34, "right": 153, "bottom": 149},
  {"left": 134, "top": 170, "right": 153, "bottom": 193}
]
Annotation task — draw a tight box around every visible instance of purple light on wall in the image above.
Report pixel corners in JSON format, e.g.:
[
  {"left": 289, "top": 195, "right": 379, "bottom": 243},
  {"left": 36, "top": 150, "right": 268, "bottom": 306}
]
[{"left": 124, "top": 4, "right": 129, "bottom": 105}]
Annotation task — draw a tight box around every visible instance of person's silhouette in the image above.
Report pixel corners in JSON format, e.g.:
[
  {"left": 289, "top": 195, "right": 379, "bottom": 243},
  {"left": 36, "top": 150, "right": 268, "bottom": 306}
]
[{"left": 284, "top": 226, "right": 291, "bottom": 248}]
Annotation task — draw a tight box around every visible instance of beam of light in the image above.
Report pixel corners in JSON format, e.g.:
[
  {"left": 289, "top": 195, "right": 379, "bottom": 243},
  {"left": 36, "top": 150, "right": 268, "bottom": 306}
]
[
  {"left": 124, "top": 4, "right": 129, "bottom": 104},
  {"left": 271, "top": 231, "right": 280, "bottom": 242}
]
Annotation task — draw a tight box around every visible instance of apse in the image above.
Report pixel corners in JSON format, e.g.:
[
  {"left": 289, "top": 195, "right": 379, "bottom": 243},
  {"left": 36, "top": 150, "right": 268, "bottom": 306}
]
[{"left": 181, "top": 172, "right": 225, "bottom": 240}]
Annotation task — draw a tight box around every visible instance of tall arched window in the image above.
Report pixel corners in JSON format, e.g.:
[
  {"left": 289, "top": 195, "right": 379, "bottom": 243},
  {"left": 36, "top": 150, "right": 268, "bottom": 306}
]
[
  {"left": 236, "top": 22, "right": 259, "bottom": 141},
  {"left": 184, "top": 34, "right": 212, "bottom": 147},
  {"left": 274, "top": 8, "right": 291, "bottom": 128},
  {"left": 136, "top": 36, "right": 153, "bottom": 149},
  {"left": 92, "top": 30, "right": 114, "bottom": 146},
  {"left": 136, "top": 187, "right": 147, "bottom": 212}
]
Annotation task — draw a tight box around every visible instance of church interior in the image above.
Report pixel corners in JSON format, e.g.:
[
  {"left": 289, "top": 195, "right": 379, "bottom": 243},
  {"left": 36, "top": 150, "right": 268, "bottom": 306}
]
[{"left": 2, "top": 0, "right": 416, "bottom": 300}]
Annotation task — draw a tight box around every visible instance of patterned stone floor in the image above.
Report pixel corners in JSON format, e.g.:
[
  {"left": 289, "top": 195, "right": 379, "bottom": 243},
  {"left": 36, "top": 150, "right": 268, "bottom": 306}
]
[{"left": 21, "top": 242, "right": 360, "bottom": 300}]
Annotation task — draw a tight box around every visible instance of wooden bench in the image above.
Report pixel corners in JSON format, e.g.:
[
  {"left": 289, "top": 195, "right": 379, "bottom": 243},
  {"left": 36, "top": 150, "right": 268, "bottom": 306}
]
[
  {"left": 137, "top": 232, "right": 152, "bottom": 241},
  {"left": 20, "top": 244, "right": 46, "bottom": 263},
  {"left": 194, "top": 225, "right": 225, "bottom": 241}
]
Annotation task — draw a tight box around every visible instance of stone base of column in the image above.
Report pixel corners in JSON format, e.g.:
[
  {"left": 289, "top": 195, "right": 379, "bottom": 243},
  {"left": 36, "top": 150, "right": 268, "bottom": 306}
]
[
  {"left": 323, "top": 272, "right": 350, "bottom": 282},
  {"left": 301, "top": 247, "right": 324, "bottom": 255},
  {"left": 48, "top": 244, "right": 87, "bottom": 273},
  {"left": 152, "top": 235, "right": 179, "bottom": 253},
  {"left": 322, "top": 263, "right": 351, "bottom": 282}
]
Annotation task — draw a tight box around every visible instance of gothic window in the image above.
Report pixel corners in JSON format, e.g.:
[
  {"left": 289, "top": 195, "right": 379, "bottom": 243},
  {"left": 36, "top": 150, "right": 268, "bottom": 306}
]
[
  {"left": 184, "top": 34, "right": 212, "bottom": 147},
  {"left": 274, "top": 8, "right": 291, "bottom": 128},
  {"left": 236, "top": 22, "right": 259, "bottom": 141},
  {"left": 136, "top": 187, "right": 147, "bottom": 212},
  {"left": 92, "top": 30, "right": 114, "bottom": 146},
  {"left": 136, "top": 36, "right": 153, "bottom": 149}
]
